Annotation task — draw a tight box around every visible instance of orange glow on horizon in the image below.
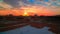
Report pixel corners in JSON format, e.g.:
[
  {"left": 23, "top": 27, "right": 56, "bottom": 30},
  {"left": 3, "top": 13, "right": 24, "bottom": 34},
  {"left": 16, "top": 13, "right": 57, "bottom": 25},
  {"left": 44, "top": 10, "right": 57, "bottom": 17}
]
[{"left": 0, "top": 6, "right": 57, "bottom": 16}]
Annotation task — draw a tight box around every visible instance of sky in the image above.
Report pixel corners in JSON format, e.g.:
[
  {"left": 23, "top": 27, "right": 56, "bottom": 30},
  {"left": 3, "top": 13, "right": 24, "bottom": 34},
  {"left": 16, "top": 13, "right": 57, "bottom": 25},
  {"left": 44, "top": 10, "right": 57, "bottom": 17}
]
[{"left": 0, "top": 0, "right": 60, "bottom": 16}]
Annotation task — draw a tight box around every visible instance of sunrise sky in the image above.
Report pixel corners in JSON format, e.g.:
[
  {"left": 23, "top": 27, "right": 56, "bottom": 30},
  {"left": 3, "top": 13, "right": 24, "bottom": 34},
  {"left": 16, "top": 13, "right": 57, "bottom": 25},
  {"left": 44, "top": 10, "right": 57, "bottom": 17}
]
[{"left": 0, "top": 0, "right": 60, "bottom": 16}]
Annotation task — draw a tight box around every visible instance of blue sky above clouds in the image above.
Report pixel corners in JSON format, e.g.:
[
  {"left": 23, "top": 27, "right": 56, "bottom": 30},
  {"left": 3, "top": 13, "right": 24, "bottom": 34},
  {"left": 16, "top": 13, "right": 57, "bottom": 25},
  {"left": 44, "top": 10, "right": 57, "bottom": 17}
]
[{"left": 0, "top": 0, "right": 60, "bottom": 8}]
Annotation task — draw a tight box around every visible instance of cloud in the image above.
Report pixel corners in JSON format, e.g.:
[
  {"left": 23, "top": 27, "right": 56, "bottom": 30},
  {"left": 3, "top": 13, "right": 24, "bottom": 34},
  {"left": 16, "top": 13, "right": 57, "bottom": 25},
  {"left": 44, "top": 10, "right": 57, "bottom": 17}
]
[
  {"left": 18, "top": 1, "right": 26, "bottom": 7},
  {"left": 0, "top": 2, "right": 13, "bottom": 9},
  {"left": 4, "top": 0, "right": 19, "bottom": 8}
]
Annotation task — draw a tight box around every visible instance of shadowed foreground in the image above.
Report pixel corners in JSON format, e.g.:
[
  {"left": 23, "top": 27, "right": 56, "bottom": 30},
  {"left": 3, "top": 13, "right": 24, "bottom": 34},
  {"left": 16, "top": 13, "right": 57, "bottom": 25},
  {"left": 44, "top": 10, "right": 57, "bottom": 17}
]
[{"left": 0, "top": 15, "right": 60, "bottom": 34}]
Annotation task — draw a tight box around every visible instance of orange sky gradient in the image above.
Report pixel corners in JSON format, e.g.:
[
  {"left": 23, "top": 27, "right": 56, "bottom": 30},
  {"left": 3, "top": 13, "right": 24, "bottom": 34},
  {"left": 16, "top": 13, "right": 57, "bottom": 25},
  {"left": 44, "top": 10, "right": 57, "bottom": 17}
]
[{"left": 0, "top": 6, "right": 60, "bottom": 16}]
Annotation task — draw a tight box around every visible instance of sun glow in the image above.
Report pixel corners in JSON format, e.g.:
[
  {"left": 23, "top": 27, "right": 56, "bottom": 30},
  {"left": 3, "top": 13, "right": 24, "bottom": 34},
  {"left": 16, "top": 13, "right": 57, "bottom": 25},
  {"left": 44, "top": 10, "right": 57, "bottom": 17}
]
[
  {"left": 21, "top": 6, "right": 37, "bottom": 16},
  {"left": 23, "top": 11, "right": 29, "bottom": 16}
]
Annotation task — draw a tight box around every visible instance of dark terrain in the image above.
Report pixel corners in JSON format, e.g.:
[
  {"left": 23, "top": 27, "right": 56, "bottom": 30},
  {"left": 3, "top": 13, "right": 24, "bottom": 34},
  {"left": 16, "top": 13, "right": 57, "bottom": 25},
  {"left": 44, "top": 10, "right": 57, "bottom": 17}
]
[{"left": 0, "top": 15, "right": 60, "bottom": 34}]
